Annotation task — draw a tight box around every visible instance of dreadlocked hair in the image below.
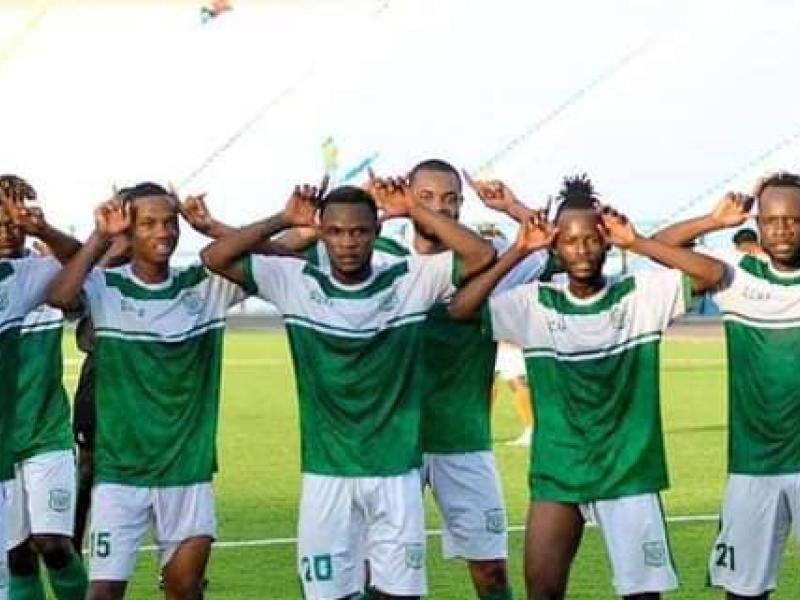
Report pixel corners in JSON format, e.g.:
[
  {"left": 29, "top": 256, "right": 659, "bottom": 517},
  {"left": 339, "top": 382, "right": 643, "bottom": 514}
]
[
  {"left": 554, "top": 174, "right": 598, "bottom": 219},
  {"left": 0, "top": 174, "right": 36, "bottom": 203}
]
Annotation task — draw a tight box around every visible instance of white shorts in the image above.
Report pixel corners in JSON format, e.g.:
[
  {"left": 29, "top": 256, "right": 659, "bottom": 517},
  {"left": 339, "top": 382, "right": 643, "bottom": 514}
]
[
  {"left": 495, "top": 343, "right": 525, "bottom": 381},
  {"left": 709, "top": 473, "right": 800, "bottom": 596},
  {"left": 5, "top": 450, "right": 76, "bottom": 549},
  {"left": 89, "top": 482, "right": 216, "bottom": 582},
  {"left": 0, "top": 482, "right": 9, "bottom": 600},
  {"left": 297, "top": 470, "right": 426, "bottom": 599},
  {"left": 579, "top": 493, "right": 678, "bottom": 596},
  {"left": 422, "top": 452, "right": 508, "bottom": 561}
]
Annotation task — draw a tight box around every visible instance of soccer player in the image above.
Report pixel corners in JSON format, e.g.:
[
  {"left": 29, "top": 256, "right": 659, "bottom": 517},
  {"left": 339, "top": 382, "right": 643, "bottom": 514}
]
[
  {"left": 447, "top": 175, "right": 725, "bottom": 600},
  {"left": 0, "top": 176, "right": 83, "bottom": 600},
  {"left": 47, "top": 183, "right": 248, "bottom": 600},
  {"left": 653, "top": 173, "right": 800, "bottom": 600},
  {"left": 201, "top": 181, "right": 496, "bottom": 600},
  {"left": 298, "top": 161, "right": 545, "bottom": 599}
]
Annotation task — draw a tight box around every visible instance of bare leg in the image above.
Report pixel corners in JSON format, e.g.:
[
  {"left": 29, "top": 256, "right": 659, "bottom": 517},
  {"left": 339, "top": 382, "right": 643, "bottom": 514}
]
[
  {"left": 161, "top": 536, "right": 212, "bottom": 600},
  {"left": 524, "top": 501, "right": 584, "bottom": 600}
]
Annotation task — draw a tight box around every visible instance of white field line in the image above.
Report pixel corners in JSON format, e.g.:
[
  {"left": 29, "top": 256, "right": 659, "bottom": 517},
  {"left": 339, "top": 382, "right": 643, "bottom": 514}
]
[{"left": 133, "top": 513, "right": 718, "bottom": 552}]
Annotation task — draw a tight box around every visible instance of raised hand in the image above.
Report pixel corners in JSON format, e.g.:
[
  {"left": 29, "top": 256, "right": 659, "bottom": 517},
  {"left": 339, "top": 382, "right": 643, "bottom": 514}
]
[
  {"left": 0, "top": 177, "right": 47, "bottom": 235},
  {"left": 598, "top": 205, "right": 637, "bottom": 249},
  {"left": 515, "top": 210, "right": 558, "bottom": 253},
  {"left": 463, "top": 171, "right": 519, "bottom": 211},
  {"left": 177, "top": 191, "right": 217, "bottom": 234},
  {"left": 367, "top": 169, "right": 415, "bottom": 219},
  {"left": 710, "top": 192, "right": 753, "bottom": 228},
  {"left": 94, "top": 195, "right": 131, "bottom": 238},
  {"left": 283, "top": 176, "right": 328, "bottom": 227}
]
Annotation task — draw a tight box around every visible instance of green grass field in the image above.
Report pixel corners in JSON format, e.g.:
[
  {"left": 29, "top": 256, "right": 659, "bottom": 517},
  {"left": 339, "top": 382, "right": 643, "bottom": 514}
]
[{"left": 61, "top": 330, "right": 800, "bottom": 599}]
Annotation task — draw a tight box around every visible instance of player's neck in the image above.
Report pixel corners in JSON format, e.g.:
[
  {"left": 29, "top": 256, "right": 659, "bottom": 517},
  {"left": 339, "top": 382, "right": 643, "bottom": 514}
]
[
  {"left": 331, "top": 263, "right": 373, "bottom": 286},
  {"left": 131, "top": 259, "right": 170, "bottom": 284},
  {"left": 567, "top": 275, "right": 606, "bottom": 299},
  {"left": 412, "top": 232, "right": 446, "bottom": 255},
  {"left": 769, "top": 254, "right": 800, "bottom": 272}
]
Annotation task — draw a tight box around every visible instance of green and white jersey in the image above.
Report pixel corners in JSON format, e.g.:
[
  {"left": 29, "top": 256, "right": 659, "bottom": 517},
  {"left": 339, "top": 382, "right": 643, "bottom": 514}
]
[
  {"left": 14, "top": 304, "right": 73, "bottom": 462},
  {"left": 0, "top": 256, "right": 61, "bottom": 481},
  {"left": 242, "top": 251, "right": 459, "bottom": 476},
  {"left": 308, "top": 237, "right": 545, "bottom": 454},
  {"left": 83, "top": 263, "right": 245, "bottom": 487},
  {"left": 710, "top": 252, "right": 800, "bottom": 475},
  {"left": 485, "top": 270, "right": 689, "bottom": 503}
]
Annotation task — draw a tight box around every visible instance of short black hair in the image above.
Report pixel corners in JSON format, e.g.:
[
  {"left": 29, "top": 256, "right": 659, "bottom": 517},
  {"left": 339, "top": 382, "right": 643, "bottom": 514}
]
[
  {"left": 318, "top": 186, "right": 378, "bottom": 219},
  {"left": 554, "top": 174, "right": 598, "bottom": 219},
  {"left": 758, "top": 172, "right": 800, "bottom": 197},
  {"left": 408, "top": 159, "right": 461, "bottom": 189},
  {"left": 0, "top": 174, "right": 36, "bottom": 202},
  {"left": 118, "top": 182, "right": 170, "bottom": 203},
  {"left": 733, "top": 227, "right": 758, "bottom": 246}
]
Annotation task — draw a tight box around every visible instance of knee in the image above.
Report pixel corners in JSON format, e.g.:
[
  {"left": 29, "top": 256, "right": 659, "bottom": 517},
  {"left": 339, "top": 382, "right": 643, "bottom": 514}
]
[
  {"left": 8, "top": 542, "right": 38, "bottom": 576},
  {"left": 32, "top": 535, "right": 76, "bottom": 570},
  {"left": 470, "top": 559, "right": 510, "bottom": 591}
]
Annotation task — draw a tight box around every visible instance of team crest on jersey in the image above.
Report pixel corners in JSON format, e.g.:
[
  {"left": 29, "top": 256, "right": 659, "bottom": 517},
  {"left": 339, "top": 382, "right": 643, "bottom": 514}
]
[
  {"left": 120, "top": 298, "right": 145, "bottom": 318},
  {"left": 404, "top": 543, "right": 424, "bottom": 569},
  {"left": 377, "top": 289, "right": 399, "bottom": 312},
  {"left": 48, "top": 488, "right": 71, "bottom": 513},
  {"left": 0, "top": 288, "right": 8, "bottom": 312},
  {"left": 609, "top": 306, "right": 628, "bottom": 330},
  {"left": 484, "top": 508, "right": 506, "bottom": 534},
  {"left": 642, "top": 541, "right": 667, "bottom": 567},
  {"left": 180, "top": 290, "right": 203, "bottom": 315}
]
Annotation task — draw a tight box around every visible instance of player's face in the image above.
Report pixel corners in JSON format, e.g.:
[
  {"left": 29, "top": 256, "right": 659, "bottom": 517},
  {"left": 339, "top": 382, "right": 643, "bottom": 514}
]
[
  {"left": 130, "top": 196, "right": 179, "bottom": 266},
  {"left": 410, "top": 170, "right": 462, "bottom": 240},
  {"left": 554, "top": 209, "right": 606, "bottom": 283},
  {"left": 319, "top": 202, "right": 379, "bottom": 281},
  {"left": 757, "top": 186, "right": 800, "bottom": 268},
  {"left": 0, "top": 203, "right": 25, "bottom": 259}
]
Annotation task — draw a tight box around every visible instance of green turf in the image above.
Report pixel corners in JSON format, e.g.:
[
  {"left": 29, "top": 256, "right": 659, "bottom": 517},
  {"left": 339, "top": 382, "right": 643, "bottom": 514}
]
[{"left": 60, "top": 330, "right": 800, "bottom": 599}]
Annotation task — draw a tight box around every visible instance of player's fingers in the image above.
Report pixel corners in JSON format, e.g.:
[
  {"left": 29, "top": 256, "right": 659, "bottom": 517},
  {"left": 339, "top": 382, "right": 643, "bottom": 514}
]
[{"left": 318, "top": 174, "right": 330, "bottom": 202}]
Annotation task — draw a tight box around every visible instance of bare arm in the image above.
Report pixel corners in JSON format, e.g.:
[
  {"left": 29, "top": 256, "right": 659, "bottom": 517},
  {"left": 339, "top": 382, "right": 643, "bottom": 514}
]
[
  {"left": 180, "top": 191, "right": 318, "bottom": 256},
  {"left": 272, "top": 227, "right": 319, "bottom": 253},
  {"left": 370, "top": 173, "right": 496, "bottom": 278},
  {"left": 201, "top": 184, "right": 321, "bottom": 285},
  {"left": 408, "top": 203, "right": 495, "bottom": 278},
  {"left": 47, "top": 198, "right": 131, "bottom": 310},
  {"left": 200, "top": 214, "right": 292, "bottom": 286},
  {"left": 651, "top": 192, "right": 753, "bottom": 246},
  {"left": 463, "top": 171, "right": 538, "bottom": 224},
  {"left": 47, "top": 232, "right": 111, "bottom": 311},
  {"left": 602, "top": 207, "right": 725, "bottom": 293},
  {"left": 449, "top": 214, "right": 556, "bottom": 319}
]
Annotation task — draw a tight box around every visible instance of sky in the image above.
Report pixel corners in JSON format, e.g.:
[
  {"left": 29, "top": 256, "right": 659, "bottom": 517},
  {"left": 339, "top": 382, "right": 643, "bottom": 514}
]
[{"left": 1, "top": 0, "right": 799, "bottom": 254}]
